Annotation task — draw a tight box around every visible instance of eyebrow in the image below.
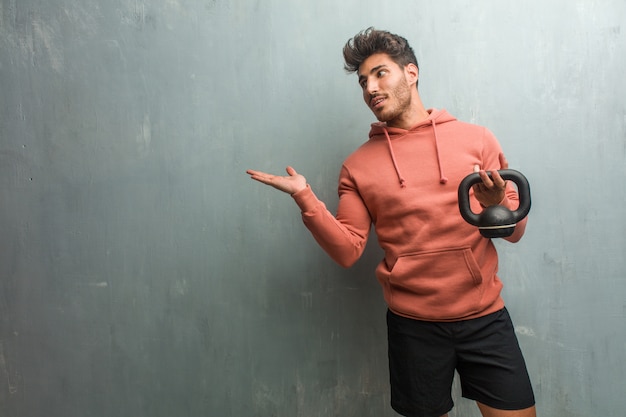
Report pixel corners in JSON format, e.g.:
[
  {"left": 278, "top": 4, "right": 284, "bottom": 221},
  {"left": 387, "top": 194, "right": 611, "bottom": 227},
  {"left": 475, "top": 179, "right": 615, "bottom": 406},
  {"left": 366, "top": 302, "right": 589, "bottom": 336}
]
[{"left": 358, "top": 64, "right": 388, "bottom": 84}]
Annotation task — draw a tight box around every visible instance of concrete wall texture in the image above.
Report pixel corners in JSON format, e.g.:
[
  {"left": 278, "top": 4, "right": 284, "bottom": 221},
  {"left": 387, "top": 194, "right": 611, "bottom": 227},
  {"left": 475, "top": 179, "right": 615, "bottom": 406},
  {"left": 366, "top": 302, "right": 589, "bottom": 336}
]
[{"left": 1, "top": 1, "right": 625, "bottom": 416}]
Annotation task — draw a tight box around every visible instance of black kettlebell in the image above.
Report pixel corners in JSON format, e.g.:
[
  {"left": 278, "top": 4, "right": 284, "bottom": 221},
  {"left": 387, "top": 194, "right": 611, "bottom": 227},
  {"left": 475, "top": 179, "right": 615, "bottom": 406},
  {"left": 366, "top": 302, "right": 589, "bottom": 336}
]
[{"left": 458, "top": 169, "right": 531, "bottom": 238}]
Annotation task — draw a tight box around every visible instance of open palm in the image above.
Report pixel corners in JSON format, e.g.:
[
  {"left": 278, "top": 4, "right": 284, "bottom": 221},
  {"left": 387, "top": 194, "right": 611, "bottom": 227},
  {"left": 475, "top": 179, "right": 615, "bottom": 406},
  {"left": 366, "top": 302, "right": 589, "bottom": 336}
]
[{"left": 246, "top": 166, "right": 307, "bottom": 195}]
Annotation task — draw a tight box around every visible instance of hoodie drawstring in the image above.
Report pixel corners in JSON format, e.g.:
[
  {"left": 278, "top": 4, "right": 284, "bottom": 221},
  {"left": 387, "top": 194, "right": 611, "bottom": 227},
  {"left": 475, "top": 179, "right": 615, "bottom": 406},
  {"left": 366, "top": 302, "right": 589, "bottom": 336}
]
[
  {"left": 430, "top": 119, "right": 449, "bottom": 185},
  {"left": 383, "top": 127, "right": 407, "bottom": 188},
  {"left": 382, "top": 120, "right": 449, "bottom": 188}
]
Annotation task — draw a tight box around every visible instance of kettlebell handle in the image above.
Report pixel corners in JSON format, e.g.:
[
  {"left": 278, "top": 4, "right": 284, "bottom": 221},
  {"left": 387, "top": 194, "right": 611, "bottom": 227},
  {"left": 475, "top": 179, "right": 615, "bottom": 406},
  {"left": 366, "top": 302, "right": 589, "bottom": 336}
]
[{"left": 458, "top": 169, "right": 532, "bottom": 231}]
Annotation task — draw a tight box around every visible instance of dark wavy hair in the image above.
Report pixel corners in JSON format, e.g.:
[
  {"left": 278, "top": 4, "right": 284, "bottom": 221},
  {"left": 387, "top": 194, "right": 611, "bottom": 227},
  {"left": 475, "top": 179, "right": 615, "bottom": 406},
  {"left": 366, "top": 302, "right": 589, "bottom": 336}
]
[{"left": 343, "top": 27, "right": 419, "bottom": 88}]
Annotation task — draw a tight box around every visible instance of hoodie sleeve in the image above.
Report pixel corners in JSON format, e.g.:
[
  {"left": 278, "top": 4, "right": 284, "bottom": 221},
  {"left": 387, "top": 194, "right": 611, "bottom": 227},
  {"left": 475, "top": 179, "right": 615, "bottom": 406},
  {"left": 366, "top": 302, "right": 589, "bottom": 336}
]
[
  {"left": 291, "top": 165, "right": 372, "bottom": 267},
  {"left": 481, "top": 128, "right": 528, "bottom": 243}
]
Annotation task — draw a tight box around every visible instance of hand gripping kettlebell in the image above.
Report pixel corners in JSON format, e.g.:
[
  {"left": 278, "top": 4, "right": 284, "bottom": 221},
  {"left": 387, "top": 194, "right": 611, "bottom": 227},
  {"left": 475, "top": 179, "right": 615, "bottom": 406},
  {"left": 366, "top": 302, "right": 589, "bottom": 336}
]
[{"left": 458, "top": 169, "right": 531, "bottom": 238}]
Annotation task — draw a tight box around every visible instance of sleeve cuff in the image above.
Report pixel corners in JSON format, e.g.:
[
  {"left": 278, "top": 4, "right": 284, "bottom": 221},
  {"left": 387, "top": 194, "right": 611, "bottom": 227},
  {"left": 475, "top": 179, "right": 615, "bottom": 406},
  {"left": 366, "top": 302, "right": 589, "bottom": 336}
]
[{"left": 291, "top": 185, "right": 321, "bottom": 213}]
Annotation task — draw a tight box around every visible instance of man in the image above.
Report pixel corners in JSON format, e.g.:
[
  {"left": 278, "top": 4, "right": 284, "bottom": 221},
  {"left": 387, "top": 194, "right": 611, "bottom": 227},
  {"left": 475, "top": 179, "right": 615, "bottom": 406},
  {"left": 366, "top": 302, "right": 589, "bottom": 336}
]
[{"left": 247, "top": 28, "right": 536, "bottom": 417}]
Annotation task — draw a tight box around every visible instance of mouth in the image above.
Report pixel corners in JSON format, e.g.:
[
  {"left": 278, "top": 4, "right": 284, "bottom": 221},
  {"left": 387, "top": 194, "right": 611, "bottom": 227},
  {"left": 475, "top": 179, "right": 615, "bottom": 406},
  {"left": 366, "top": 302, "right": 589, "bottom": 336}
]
[{"left": 370, "top": 96, "right": 386, "bottom": 109}]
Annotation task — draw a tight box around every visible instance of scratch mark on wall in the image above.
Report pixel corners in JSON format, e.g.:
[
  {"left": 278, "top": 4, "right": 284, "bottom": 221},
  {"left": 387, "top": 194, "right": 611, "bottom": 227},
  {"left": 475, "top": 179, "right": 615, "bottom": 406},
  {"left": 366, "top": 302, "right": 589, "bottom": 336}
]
[
  {"left": 172, "top": 279, "right": 188, "bottom": 296},
  {"left": 87, "top": 282, "right": 109, "bottom": 288},
  {"left": 137, "top": 114, "right": 152, "bottom": 156},
  {"left": 0, "top": 341, "right": 18, "bottom": 395},
  {"left": 117, "top": 0, "right": 155, "bottom": 30},
  {"left": 515, "top": 325, "right": 536, "bottom": 338},
  {"left": 300, "top": 292, "right": 313, "bottom": 310},
  {"left": 31, "top": 17, "right": 64, "bottom": 72}
]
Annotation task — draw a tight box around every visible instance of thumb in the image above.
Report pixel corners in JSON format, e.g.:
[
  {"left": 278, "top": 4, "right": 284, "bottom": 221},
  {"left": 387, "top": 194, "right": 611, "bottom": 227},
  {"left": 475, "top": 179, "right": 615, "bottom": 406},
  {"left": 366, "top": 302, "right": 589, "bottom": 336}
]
[
  {"left": 499, "top": 153, "right": 509, "bottom": 169},
  {"left": 285, "top": 166, "right": 298, "bottom": 176}
]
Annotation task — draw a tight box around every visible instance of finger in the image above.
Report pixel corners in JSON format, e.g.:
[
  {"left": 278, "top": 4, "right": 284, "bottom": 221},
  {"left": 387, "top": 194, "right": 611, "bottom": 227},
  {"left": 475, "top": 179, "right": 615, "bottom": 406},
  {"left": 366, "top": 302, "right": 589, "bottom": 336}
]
[
  {"left": 474, "top": 164, "right": 491, "bottom": 186},
  {"left": 490, "top": 169, "right": 507, "bottom": 189},
  {"left": 247, "top": 168, "right": 275, "bottom": 176},
  {"left": 478, "top": 169, "right": 494, "bottom": 187},
  {"left": 247, "top": 170, "right": 275, "bottom": 184},
  {"left": 246, "top": 169, "right": 264, "bottom": 176},
  {"left": 285, "top": 166, "right": 298, "bottom": 176}
]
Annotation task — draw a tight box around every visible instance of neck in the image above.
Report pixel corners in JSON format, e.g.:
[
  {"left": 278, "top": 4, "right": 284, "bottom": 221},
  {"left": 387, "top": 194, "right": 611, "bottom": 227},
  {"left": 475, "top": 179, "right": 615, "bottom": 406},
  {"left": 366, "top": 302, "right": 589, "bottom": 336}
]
[{"left": 386, "top": 91, "right": 429, "bottom": 129}]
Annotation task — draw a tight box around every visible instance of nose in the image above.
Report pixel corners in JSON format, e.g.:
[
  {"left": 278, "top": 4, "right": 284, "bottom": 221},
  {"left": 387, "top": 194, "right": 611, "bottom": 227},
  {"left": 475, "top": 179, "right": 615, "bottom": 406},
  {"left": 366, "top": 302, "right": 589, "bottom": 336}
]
[{"left": 366, "top": 78, "right": 379, "bottom": 95}]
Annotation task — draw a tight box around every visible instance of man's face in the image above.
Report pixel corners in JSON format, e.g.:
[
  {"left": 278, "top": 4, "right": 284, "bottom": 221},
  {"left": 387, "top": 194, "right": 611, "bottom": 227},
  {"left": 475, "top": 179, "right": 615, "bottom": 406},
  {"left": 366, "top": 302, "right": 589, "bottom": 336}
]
[{"left": 358, "top": 53, "right": 414, "bottom": 124}]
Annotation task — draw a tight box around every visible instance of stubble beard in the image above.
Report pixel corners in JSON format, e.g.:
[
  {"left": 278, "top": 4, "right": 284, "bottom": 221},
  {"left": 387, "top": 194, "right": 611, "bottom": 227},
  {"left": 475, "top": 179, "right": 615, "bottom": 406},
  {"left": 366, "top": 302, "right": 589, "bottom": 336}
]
[{"left": 374, "top": 81, "right": 413, "bottom": 124}]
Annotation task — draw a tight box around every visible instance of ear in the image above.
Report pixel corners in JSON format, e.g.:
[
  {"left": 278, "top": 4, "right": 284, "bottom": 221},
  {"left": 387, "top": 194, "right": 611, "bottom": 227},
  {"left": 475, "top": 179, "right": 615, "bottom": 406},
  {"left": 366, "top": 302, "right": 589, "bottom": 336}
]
[{"left": 404, "top": 63, "right": 419, "bottom": 86}]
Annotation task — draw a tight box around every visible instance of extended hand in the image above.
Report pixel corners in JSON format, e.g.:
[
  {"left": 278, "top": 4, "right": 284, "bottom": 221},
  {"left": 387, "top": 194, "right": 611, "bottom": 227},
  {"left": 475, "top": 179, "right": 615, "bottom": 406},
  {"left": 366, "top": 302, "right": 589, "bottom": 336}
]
[
  {"left": 246, "top": 166, "right": 307, "bottom": 195},
  {"left": 472, "top": 153, "right": 508, "bottom": 207}
]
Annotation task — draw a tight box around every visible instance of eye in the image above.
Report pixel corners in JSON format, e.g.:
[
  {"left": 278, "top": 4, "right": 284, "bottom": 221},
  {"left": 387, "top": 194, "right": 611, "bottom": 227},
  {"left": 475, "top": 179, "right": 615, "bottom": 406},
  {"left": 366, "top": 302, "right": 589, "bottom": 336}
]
[{"left": 377, "top": 69, "right": 388, "bottom": 78}]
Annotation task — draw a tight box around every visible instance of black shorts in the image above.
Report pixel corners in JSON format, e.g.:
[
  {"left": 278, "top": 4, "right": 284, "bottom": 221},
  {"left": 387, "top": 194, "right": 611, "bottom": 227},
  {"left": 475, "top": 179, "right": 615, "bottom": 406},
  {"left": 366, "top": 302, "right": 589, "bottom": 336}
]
[{"left": 387, "top": 307, "right": 535, "bottom": 417}]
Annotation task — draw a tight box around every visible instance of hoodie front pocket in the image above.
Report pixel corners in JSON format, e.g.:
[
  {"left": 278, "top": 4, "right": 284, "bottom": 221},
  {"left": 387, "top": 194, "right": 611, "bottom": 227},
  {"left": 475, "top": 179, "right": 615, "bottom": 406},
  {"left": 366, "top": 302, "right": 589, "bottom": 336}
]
[{"left": 388, "top": 247, "right": 484, "bottom": 320}]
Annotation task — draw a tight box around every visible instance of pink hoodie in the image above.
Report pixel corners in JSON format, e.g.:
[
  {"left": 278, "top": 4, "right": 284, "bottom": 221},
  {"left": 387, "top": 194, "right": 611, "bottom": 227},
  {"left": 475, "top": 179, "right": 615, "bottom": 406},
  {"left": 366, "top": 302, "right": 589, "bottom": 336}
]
[{"left": 292, "top": 109, "right": 526, "bottom": 321}]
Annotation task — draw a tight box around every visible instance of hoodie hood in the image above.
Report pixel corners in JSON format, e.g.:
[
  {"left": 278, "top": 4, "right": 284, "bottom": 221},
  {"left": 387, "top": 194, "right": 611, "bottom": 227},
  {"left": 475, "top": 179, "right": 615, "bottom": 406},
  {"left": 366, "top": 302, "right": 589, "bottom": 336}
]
[{"left": 368, "top": 108, "right": 457, "bottom": 187}]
